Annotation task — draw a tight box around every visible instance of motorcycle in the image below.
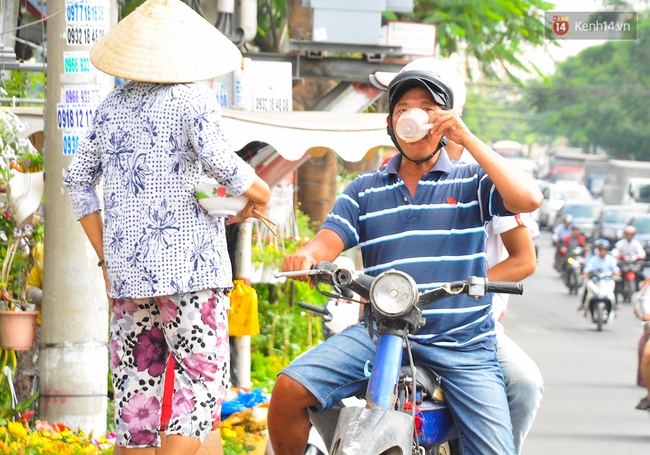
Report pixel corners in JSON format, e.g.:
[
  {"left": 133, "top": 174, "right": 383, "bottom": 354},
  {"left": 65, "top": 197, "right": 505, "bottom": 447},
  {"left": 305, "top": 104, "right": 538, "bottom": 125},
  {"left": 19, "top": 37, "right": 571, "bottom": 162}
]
[
  {"left": 618, "top": 257, "right": 646, "bottom": 303},
  {"left": 297, "top": 295, "right": 362, "bottom": 455},
  {"left": 563, "top": 246, "right": 585, "bottom": 295},
  {"left": 277, "top": 262, "right": 523, "bottom": 455},
  {"left": 583, "top": 271, "right": 618, "bottom": 331}
]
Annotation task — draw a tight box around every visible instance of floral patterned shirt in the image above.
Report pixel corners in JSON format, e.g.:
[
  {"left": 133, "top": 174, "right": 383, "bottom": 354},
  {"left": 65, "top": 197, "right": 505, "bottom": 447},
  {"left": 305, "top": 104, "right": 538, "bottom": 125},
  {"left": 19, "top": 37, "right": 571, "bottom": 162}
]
[{"left": 64, "top": 81, "right": 255, "bottom": 299}]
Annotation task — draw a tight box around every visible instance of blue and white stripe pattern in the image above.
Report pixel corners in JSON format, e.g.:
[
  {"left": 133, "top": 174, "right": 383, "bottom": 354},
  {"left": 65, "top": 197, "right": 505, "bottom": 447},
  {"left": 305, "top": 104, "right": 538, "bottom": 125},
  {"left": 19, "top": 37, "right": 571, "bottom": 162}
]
[{"left": 322, "top": 151, "right": 512, "bottom": 350}]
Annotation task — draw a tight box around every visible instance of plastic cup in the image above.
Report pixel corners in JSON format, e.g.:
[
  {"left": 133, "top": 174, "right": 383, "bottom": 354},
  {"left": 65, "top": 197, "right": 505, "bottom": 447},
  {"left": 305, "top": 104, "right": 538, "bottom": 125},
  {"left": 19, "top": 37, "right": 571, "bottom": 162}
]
[{"left": 395, "top": 108, "right": 434, "bottom": 142}]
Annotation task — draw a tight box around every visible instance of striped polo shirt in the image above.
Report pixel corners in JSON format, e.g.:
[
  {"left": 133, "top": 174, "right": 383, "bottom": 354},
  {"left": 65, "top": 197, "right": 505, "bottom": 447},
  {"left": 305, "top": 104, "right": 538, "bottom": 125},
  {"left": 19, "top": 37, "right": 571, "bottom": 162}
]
[{"left": 322, "top": 150, "right": 512, "bottom": 350}]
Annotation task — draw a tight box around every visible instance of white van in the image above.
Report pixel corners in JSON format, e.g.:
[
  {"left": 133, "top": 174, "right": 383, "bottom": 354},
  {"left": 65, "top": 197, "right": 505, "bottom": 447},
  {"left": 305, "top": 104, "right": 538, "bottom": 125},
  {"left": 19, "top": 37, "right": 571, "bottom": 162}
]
[{"left": 622, "top": 177, "right": 650, "bottom": 207}]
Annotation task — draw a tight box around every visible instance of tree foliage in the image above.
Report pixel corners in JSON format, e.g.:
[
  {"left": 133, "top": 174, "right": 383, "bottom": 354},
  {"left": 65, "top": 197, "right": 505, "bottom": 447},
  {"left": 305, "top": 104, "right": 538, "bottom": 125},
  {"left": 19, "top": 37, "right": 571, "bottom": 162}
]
[
  {"left": 254, "top": 0, "right": 289, "bottom": 52},
  {"left": 386, "top": 0, "right": 555, "bottom": 81},
  {"left": 528, "top": 12, "right": 650, "bottom": 160},
  {"left": 462, "top": 84, "right": 538, "bottom": 147}
]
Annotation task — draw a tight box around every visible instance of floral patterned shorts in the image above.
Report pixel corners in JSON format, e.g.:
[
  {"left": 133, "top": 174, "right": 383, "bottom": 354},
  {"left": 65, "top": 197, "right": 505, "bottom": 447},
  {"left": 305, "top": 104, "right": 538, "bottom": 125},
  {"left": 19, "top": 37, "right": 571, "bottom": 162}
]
[{"left": 110, "top": 289, "right": 229, "bottom": 448}]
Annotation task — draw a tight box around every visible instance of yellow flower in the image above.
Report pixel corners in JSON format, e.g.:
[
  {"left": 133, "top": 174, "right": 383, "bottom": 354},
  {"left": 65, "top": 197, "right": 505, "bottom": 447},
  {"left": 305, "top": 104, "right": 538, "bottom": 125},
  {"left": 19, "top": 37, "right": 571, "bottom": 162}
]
[
  {"left": 7, "top": 421, "right": 28, "bottom": 439},
  {"left": 221, "top": 427, "right": 238, "bottom": 439}
]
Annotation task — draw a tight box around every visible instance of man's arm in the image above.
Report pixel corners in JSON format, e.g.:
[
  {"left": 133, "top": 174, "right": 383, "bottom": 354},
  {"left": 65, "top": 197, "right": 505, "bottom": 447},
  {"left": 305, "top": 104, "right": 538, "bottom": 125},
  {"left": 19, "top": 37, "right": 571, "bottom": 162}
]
[
  {"left": 635, "top": 241, "right": 647, "bottom": 260},
  {"left": 462, "top": 135, "right": 543, "bottom": 214},
  {"left": 552, "top": 224, "right": 562, "bottom": 243},
  {"left": 487, "top": 225, "right": 536, "bottom": 281},
  {"left": 281, "top": 228, "right": 345, "bottom": 282},
  {"left": 430, "top": 110, "right": 542, "bottom": 213}
]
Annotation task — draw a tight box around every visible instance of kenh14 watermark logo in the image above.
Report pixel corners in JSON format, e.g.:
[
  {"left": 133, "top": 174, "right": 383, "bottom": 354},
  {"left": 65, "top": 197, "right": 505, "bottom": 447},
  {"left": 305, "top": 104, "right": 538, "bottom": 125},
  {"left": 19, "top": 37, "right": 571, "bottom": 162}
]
[{"left": 545, "top": 11, "right": 637, "bottom": 40}]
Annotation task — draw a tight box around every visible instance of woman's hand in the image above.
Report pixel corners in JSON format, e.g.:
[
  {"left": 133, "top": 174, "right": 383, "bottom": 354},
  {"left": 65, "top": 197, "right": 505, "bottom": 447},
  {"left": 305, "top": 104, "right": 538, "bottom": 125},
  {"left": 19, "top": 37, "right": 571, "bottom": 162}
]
[
  {"left": 102, "top": 263, "right": 115, "bottom": 312},
  {"left": 227, "top": 199, "right": 268, "bottom": 225}
]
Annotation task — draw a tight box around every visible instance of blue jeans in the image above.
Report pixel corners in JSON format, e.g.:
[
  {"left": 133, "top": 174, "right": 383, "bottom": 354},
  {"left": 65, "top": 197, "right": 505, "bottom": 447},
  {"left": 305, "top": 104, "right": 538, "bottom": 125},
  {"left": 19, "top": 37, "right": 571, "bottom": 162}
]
[
  {"left": 281, "top": 323, "right": 515, "bottom": 455},
  {"left": 496, "top": 329, "right": 544, "bottom": 455}
]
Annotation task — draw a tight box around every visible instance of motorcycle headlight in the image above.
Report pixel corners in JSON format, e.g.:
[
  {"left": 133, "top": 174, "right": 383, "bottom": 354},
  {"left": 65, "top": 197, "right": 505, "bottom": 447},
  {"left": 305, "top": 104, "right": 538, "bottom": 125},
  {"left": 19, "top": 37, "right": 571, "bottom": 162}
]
[
  {"left": 567, "top": 257, "right": 574, "bottom": 264},
  {"left": 370, "top": 270, "right": 418, "bottom": 317}
]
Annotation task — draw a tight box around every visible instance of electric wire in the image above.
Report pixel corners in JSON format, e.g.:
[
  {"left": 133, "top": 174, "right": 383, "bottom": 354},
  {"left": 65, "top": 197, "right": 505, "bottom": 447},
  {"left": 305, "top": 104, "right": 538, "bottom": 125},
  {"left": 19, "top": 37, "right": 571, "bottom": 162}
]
[{"left": 0, "top": 8, "right": 65, "bottom": 36}]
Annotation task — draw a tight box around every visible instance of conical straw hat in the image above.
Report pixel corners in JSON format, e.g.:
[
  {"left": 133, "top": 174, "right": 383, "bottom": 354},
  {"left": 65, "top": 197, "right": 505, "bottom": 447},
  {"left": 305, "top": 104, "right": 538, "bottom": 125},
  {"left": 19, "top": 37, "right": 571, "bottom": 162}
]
[{"left": 90, "top": 0, "right": 242, "bottom": 83}]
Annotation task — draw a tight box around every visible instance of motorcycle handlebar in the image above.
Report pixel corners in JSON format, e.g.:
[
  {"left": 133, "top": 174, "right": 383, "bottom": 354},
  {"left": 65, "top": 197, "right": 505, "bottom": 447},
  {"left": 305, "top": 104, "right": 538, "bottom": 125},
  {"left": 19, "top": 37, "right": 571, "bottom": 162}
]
[
  {"left": 279, "top": 262, "right": 524, "bottom": 304},
  {"left": 486, "top": 281, "right": 524, "bottom": 295},
  {"left": 297, "top": 301, "right": 331, "bottom": 317}
]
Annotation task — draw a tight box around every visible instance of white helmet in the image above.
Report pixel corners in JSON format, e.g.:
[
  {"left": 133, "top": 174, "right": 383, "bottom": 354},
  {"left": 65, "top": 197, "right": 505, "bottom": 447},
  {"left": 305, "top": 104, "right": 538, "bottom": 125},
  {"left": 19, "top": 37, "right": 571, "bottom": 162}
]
[
  {"left": 333, "top": 256, "right": 356, "bottom": 270},
  {"left": 370, "top": 58, "right": 467, "bottom": 114}
]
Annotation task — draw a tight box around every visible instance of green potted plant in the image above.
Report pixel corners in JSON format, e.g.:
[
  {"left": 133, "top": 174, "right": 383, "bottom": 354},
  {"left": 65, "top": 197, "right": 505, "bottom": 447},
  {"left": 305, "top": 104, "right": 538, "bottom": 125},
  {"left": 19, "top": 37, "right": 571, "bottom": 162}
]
[{"left": 0, "top": 362, "right": 38, "bottom": 426}]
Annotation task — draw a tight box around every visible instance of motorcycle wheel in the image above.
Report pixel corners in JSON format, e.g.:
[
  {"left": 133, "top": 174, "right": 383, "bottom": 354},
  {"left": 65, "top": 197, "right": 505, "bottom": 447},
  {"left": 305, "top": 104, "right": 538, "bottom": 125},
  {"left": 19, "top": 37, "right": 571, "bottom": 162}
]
[
  {"left": 568, "top": 271, "right": 576, "bottom": 294},
  {"left": 623, "top": 280, "right": 634, "bottom": 303},
  {"left": 305, "top": 445, "right": 326, "bottom": 455},
  {"left": 435, "top": 440, "right": 461, "bottom": 455},
  {"left": 597, "top": 304, "right": 604, "bottom": 331}
]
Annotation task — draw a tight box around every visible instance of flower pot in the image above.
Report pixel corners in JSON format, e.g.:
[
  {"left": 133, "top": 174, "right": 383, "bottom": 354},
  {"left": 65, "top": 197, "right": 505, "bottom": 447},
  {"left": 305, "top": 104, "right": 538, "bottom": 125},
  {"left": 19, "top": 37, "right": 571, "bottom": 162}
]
[
  {"left": 0, "top": 310, "right": 39, "bottom": 351},
  {"left": 250, "top": 263, "right": 264, "bottom": 283},
  {"left": 260, "top": 266, "right": 277, "bottom": 284}
]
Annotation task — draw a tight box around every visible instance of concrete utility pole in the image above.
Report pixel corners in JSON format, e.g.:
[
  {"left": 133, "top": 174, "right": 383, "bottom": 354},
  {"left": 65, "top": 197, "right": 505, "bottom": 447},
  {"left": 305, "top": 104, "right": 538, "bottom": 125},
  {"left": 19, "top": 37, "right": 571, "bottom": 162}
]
[
  {"left": 40, "top": 0, "right": 116, "bottom": 434},
  {"left": 1, "top": 0, "right": 20, "bottom": 50}
]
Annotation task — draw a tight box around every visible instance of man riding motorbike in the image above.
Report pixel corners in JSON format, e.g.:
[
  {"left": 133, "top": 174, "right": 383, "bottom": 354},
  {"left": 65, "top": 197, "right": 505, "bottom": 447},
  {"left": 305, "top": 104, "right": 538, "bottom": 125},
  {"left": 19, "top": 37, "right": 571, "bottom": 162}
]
[
  {"left": 558, "top": 226, "right": 586, "bottom": 274},
  {"left": 613, "top": 225, "right": 646, "bottom": 262},
  {"left": 267, "top": 57, "right": 542, "bottom": 455},
  {"left": 578, "top": 239, "right": 621, "bottom": 312},
  {"left": 552, "top": 214, "right": 575, "bottom": 271},
  {"left": 612, "top": 225, "right": 647, "bottom": 302}
]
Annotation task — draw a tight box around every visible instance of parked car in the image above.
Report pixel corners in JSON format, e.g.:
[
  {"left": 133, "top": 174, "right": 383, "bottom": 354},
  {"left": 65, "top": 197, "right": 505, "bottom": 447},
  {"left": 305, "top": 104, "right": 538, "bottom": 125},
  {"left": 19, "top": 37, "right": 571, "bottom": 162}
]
[
  {"left": 593, "top": 205, "right": 643, "bottom": 244},
  {"left": 626, "top": 214, "right": 650, "bottom": 257},
  {"left": 549, "top": 166, "right": 584, "bottom": 184},
  {"left": 544, "top": 181, "right": 594, "bottom": 229},
  {"left": 553, "top": 198, "right": 604, "bottom": 240}
]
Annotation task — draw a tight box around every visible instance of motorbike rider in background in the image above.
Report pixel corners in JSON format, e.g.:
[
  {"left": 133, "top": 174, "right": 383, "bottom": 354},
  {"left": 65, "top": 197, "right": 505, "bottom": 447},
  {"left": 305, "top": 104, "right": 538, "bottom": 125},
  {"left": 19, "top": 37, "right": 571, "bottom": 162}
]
[
  {"left": 267, "top": 58, "right": 542, "bottom": 455},
  {"left": 552, "top": 215, "right": 575, "bottom": 270},
  {"left": 633, "top": 277, "right": 650, "bottom": 410},
  {"left": 558, "top": 226, "right": 586, "bottom": 274},
  {"left": 612, "top": 225, "right": 646, "bottom": 302},
  {"left": 578, "top": 239, "right": 621, "bottom": 312},
  {"left": 613, "top": 225, "right": 646, "bottom": 262}
]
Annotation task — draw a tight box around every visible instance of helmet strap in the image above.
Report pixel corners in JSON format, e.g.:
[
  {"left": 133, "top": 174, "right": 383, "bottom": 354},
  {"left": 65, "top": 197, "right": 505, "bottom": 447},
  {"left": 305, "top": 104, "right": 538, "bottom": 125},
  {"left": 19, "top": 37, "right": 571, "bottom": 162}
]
[{"left": 387, "top": 125, "right": 448, "bottom": 164}]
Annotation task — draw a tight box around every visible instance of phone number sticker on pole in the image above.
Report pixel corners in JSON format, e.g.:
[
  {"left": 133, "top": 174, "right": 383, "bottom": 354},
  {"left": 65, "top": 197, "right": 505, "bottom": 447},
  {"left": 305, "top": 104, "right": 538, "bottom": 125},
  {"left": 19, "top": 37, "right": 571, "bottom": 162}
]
[
  {"left": 63, "top": 52, "right": 99, "bottom": 73},
  {"left": 63, "top": 130, "right": 83, "bottom": 156},
  {"left": 61, "top": 85, "right": 105, "bottom": 105},
  {"left": 56, "top": 104, "right": 96, "bottom": 130},
  {"left": 65, "top": 0, "right": 110, "bottom": 47}
]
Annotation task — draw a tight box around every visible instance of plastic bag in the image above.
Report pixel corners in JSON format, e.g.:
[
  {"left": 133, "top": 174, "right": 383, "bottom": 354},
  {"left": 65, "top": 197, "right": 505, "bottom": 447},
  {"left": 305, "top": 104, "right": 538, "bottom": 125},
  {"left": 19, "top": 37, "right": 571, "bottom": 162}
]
[
  {"left": 228, "top": 280, "right": 260, "bottom": 337},
  {"left": 222, "top": 387, "right": 268, "bottom": 419}
]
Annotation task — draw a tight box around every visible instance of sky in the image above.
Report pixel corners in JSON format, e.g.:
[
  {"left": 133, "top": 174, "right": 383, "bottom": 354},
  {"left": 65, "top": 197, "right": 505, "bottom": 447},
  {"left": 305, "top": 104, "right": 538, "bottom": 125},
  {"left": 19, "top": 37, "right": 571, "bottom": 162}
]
[{"left": 524, "top": 0, "right": 646, "bottom": 78}]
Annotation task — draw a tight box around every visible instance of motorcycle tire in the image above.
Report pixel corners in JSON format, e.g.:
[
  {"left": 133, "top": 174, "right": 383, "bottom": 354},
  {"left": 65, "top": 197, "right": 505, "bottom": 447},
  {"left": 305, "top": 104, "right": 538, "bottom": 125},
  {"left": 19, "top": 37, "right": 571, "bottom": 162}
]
[
  {"left": 434, "top": 440, "right": 461, "bottom": 455},
  {"left": 568, "top": 272, "right": 576, "bottom": 294},
  {"left": 304, "top": 445, "right": 326, "bottom": 455},
  {"left": 623, "top": 280, "right": 634, "bottom": 303},
  {"left": 597, "top": 305, "right": 604, "bottom": 331}
]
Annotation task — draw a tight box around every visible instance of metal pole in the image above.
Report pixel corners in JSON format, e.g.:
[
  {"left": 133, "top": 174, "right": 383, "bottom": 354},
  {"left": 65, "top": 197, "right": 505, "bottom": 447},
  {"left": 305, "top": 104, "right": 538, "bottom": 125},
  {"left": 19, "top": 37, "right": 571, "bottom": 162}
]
[
  {"left": 39, "top": 0, "right": 116, "bottom": 434},
  {"left": 233, "top": 222, "right": 253, "bottom": 389}
]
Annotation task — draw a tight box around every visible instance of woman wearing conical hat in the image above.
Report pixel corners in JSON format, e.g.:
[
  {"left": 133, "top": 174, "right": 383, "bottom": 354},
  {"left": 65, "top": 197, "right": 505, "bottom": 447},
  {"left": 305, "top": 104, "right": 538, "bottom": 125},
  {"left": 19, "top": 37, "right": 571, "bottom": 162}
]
[{"left": 64, "top": 0, "right": 271, "bottom": 452}]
